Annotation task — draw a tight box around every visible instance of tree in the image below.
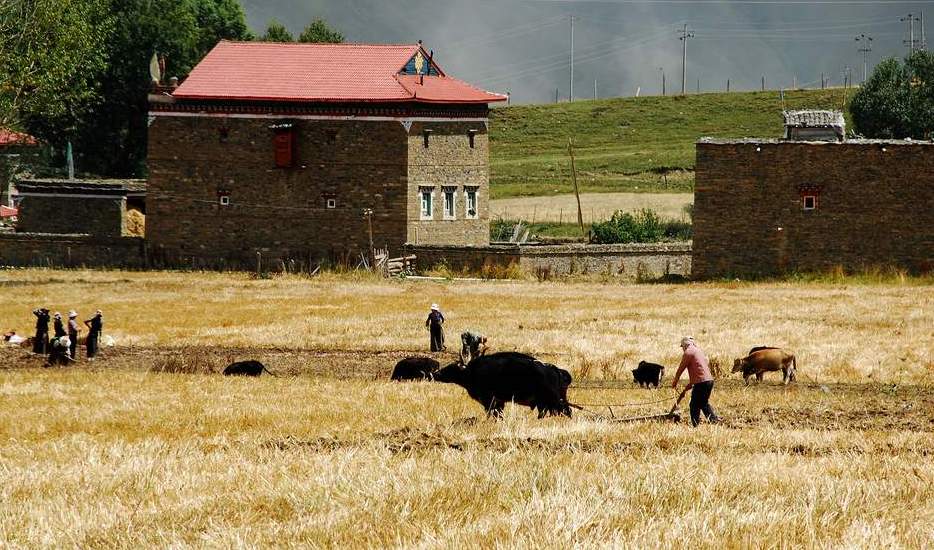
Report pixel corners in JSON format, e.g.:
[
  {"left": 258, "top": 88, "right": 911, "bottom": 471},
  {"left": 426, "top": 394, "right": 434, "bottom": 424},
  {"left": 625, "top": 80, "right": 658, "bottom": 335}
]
[
  {"left": 298, "top": 18, "right": 344, "bottom": 44},
  {"left": 71, "top": 0, "right": 253, "bottom": 176},
  {"left": 850, "top": 51, "right": 934, "bottom": 139},
  {"left": 261, "top": 19, "right": 293, "bottom": 42},
  {"left": 0, "top": 0, "right": 113, "bottom": 141}
]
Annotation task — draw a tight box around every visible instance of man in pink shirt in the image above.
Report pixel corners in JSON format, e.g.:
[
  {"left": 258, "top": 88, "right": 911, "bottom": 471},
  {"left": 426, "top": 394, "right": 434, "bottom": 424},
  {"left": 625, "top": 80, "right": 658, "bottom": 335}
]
[{"left": 671, "top": 336, "right": 720, "bottom": 426}]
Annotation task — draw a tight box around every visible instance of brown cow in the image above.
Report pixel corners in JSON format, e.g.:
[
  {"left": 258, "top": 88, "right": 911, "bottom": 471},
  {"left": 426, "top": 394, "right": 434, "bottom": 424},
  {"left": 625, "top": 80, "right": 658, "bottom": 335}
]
[{"left": 732, "top": 348, "right": 797, "bottom": 385}]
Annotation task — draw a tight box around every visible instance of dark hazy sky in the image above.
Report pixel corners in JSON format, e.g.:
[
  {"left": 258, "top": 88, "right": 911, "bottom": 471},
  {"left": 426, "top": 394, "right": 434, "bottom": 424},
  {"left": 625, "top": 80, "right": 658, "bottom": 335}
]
[{"left": 240, "top": 0, "right": 932, "bottom": 103}]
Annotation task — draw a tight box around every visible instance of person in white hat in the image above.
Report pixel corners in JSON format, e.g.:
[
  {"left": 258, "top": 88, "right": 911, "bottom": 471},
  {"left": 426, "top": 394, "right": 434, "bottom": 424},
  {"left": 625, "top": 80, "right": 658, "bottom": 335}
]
[
  {"left": 52, "top": 312, "right": 66, "bottom": 339},
  {"left": 67, "top": 311, "right": 80, "bottom": 359},
  {"left": 425, "top": 304, "right": 445, "bottom": 352},
  {"left": 671, "top": 336, "right": 720, "bottom": 426}
]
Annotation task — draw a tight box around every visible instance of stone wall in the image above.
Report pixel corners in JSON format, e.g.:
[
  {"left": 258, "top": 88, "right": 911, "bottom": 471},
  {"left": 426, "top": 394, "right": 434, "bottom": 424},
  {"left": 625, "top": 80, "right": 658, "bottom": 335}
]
[
  {"left": 148, "top": 116, "right": 409, "bottom": 266},
  {"left": 406, "top": 121, "right": 490, "bottom": 246},
  {"left": 17, "top": 195, "right": 126, "bottom": 237},
  {"left": 406, "top": 242, "right": 692, "bottom": 279},
  {"left": 694, "top": 140, "right": 934, "bottom": 278},
  {"left": 0, "top": 233, "right": 146, "bottom": 268}
]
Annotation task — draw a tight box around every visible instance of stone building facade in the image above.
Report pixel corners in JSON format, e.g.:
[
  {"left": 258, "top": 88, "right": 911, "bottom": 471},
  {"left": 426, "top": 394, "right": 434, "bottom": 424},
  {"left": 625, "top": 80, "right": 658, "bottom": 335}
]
[
  {"left": 147, "top": 41, "right": 504, "bottom": 267},
  {"left": 15, "top": 179, "right": 145, "bottom": 237},
  {"left": 0, "top": 129, "right": 42, "bottom": 208},
  {"left": 693, "top": 139, "right": 934, "bottom": 278}
]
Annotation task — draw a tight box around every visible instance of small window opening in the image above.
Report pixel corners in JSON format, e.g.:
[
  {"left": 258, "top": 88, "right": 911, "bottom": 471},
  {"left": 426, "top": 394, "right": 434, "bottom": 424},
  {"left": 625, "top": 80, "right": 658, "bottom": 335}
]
[
  {"left": 218, "top": 191, "right": 231, "bottom": 207},
  {"left": 468, "top": 129, "right": 477, "bottom": 149},
  {"left": 443, "top": 187, "right": 456, "bottom": 219},
  {"left": 803, "top": 195, "right": 818, "bottom": 210},
  {"left": 423, "top": 129, "right": 432, "bottom": 148},
  {"left": 419, "top": 187, "right": 434, "bottom": 219},
  {"left": 218, "top": 127, "right": 230, "bottom": 142},
  {"left": 327, "top": 129, "right": 338, "bottom": 144},
  {"left": 326, "top": 198, "right": 337, "bottom": 209}
]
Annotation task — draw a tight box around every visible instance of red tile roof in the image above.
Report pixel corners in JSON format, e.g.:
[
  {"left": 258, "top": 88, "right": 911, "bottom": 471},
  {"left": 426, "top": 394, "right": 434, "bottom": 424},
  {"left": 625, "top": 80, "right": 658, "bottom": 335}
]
[
  {"left": 173, "top": 41, "right": 506, "bottom": 104},
  {"left": 0, "top": 129, "right": 38, "bottom": 147}
]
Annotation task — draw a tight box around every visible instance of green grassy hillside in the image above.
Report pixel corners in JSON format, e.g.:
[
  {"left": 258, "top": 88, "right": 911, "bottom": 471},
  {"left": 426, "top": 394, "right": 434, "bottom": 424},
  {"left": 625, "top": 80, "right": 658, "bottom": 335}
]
[{"left": 489, "top": 89, "right": 852, "bottom": 198}]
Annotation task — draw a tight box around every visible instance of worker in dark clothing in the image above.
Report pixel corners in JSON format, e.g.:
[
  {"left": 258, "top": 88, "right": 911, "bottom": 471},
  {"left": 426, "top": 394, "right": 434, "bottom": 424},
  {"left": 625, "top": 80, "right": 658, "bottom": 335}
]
[
  {"left": 425, "top": 304, "right": 445, "bottom": 352},
  {"left": 32, "top": 308, "right": 50, "bottom": 354},
  {"left": 84, "top": 310, "right": 103, "bottom": 359},
  {"left": 52, "top": 312, "right": 66, "bottom": 338},
  {"left": 460, "top": 331, "right": 488, "bottom": 363},
  {"left": 67, "top": 311, "right": 80, "bottom": 360}
]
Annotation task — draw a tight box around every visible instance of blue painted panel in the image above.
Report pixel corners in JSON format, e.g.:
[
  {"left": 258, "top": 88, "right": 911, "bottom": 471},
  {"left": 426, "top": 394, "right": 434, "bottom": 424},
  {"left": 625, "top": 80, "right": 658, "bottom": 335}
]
[{"left": 401, "top": 52, "right": 439, "bottom": 75}]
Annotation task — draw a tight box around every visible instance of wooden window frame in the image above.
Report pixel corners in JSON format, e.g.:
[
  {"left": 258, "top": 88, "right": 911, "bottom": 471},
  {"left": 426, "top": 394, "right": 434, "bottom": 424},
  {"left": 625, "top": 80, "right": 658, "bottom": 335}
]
[
  {"left": 464, "top": 186, "right": 479, "bottom": 219},
  {"left": 419, "top": 186, "right": 434, "bottom": 220},
  {"left": 442, "top": 186, "right": 457, "bottom": 220}
]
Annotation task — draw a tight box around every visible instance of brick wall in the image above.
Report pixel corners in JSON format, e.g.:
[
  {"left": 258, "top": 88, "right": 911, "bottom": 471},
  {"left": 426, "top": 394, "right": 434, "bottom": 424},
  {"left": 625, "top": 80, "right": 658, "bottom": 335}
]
[
  {"left": 17, "top": 195, "right": 126, "bottom": 236},
  {"left": 0, "top": 233, "right": 145, "bottom": 268},
  {"left": 148, "top": 111, "right": 491, "bottom": 267},
  {"left": 406, "top": 121, "right": 490, "bottom": 246},
  {"left": 406, "top": 243, "right": 692, "bottom": 279},
  {"left": 693, "top": 140, "right": 934, "bottom": 278}
]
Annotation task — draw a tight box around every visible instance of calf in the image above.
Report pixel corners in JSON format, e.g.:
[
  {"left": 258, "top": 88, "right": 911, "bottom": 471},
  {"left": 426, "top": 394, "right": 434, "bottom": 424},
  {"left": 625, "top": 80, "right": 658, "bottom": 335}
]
[
  {"left": 390, "top": 357, "right": 440, "bottom": 381},
  {"left": 632, "top": 361, "right": 666, "bottom": 388},
  {"left": 223, "top": 360, "right": 274, "bottom": 377},
  {"left": 434, "top": 352, "right": 572, "bottom": 418},
  {"left": 732, "top": 348, "right": 797, "bottom": 385}
]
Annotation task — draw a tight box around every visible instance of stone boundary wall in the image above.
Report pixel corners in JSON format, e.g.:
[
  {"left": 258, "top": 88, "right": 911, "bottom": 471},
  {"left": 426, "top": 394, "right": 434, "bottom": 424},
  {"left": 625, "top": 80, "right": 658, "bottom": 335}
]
[
  {"left": 0, "top": 233, "right": 146, "bottom": 268},
  {"left": 405, "top": 242, "right": 692, "bottom": 279}
]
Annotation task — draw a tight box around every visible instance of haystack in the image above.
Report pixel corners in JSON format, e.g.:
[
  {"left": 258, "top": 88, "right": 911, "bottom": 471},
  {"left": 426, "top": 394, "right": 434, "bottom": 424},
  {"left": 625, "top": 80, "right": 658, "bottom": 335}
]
[{"left": 125, "top": 208, "right": 145, "bottom": 236}]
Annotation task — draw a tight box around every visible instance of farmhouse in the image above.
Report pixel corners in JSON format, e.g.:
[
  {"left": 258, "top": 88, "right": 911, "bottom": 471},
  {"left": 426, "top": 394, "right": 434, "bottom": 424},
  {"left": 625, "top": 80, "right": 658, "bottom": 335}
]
[
  {"left": 693, "top": 112, "right": 934, "bottom": 278},
  {"left": 147, "top": 41, "right": 506, "bottom": 268}
]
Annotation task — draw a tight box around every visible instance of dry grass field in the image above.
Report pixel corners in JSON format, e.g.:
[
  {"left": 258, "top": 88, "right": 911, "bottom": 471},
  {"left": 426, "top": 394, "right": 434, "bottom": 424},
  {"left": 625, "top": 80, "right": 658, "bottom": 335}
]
[
  {"left": 490, "top": 192, "right": 693, "bottom": 224},
  {"left": 1, "top": 269, "right": 932, "bottom": 547}
]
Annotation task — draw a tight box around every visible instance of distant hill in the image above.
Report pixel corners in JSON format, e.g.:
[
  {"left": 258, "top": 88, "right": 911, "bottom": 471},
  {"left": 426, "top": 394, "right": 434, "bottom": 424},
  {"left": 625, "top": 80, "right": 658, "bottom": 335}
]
[{"left": 489, "top": 88, "right": 852, "bottom": 198}]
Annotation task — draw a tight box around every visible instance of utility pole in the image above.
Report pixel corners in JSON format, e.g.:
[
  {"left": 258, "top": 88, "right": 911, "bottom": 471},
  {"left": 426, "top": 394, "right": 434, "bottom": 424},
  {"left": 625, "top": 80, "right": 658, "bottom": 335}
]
[
  {"left": 761, "top": 75, "right": 766, "bottom": 91},
  {"left": 922, "top": 11, "right": 927, "bottom": 50},
  {"left": 902, "top": 13, "right": 921, "bottom": 53},
  {"left": 569, "top": 15, "right": 574, "bottom": 102},
  {"left": 856, "top": 34, "right": 873, "bottom": 83},
  {"left": 679, "top": 24, "right": 694, "bottom": 95},
  {"left": 593, "top": 79, "right": 597, "bottom": 100},
  {"left": 727, "top": 78, "right": 730, "bottom": 92},
  {"left": 696, "top": 78, "right": 700, "bottom": 94},
  {"left": 658, "top": 67, "right": 666, "bottom": 96}
]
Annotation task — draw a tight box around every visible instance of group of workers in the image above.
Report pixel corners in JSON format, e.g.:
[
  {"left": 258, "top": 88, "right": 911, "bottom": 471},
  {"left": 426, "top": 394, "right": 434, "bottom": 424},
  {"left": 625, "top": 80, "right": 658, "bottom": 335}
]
[
  {"left": 425, "top": 303, "right": 719, "bottom": 427},
  {"left": 31, "top": 307, "right": 104, "bottom": 363}
]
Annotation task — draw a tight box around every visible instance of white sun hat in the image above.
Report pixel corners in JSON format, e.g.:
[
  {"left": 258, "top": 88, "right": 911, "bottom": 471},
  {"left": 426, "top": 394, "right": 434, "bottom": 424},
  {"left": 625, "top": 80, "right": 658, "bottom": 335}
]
[
  {"left": 68, "top": 311, "right": 77, "bottom": 318},
  {"left": 430, "top": 304, "right": 439, "bottom": 311}
]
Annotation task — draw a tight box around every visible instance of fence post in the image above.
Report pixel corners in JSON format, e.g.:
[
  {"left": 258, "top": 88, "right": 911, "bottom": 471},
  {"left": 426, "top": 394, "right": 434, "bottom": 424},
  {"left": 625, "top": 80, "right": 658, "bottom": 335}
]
[{"left": 256, "top": 251, "right": 262, "bottom": 275}]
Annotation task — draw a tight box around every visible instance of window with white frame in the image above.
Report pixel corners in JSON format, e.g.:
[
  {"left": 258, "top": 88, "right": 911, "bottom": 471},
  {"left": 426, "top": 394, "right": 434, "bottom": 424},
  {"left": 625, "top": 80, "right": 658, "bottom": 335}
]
[
  {"left": 443, "top": 186, "right": 456, "bottom": 219},
  {"left": 419, "top": 187, "right": 434, "bottom": 219},
  {"left": 464, "top": 186, "right": 479, "bottom": 219}
]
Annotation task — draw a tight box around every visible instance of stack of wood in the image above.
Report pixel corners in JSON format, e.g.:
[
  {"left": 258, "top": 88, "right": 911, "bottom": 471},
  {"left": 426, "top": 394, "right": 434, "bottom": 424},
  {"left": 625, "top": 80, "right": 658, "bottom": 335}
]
[{"left": 385, "top": 254, "right": 416, "bottom": 276}]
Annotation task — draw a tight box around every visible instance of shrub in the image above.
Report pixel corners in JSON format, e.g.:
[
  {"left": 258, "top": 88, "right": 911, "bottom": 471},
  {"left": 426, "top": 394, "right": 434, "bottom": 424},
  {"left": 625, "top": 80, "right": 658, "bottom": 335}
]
[{"left": 591, "top": 209, "right": 664, "bottom": 244}]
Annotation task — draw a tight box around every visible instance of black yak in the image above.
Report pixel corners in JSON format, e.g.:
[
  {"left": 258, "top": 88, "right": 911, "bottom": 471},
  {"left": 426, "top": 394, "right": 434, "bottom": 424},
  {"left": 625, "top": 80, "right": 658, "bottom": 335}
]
[
  {"left": 223, "top": 360, "right": 274, "bottom": 377},
  {"left": 632, "top": 360, "right": 665, "bottom": 388},
  {"left": 390, "top": 357, "right": 440, "bottom": 381},
  {"left": 434, "top": 352, "right": 572, "bottom": 418}
]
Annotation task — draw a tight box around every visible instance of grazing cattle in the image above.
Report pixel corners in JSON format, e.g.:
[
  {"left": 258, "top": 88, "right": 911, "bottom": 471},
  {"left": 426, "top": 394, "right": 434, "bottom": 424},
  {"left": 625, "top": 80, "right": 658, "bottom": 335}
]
[
  {"left": 434, "top": 352, "right": 572, "bottom": 418},
  {"left": 390, "top": 357, "right": 440, "bottom": 381},
  {"left": 632, "top": 360, "right": 666, "bottom": 388},
  {"left": 732, "top": 348, "right": 797, "bottom": 385},
  {"left": 223, "top": 360, "right": 274, "bottom": 377}
]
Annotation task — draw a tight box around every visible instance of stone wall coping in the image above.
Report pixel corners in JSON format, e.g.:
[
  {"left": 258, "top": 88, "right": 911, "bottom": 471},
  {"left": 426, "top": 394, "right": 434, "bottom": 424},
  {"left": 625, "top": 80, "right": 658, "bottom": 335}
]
[
  {"left": 698, "top": 137, "right": 934, "bottom": 146},
  {"left": 0, "top": 233, "right": 143, "bottom": 245},
  {"left": 406, "top": 242, "right": 692, "bottom": 254}
]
